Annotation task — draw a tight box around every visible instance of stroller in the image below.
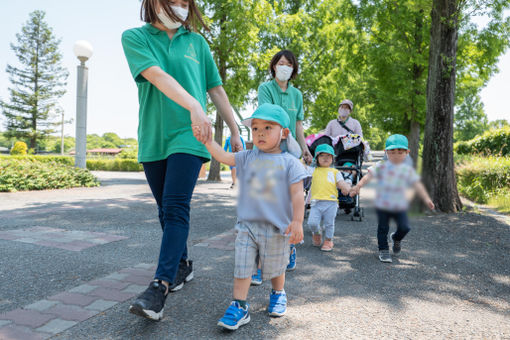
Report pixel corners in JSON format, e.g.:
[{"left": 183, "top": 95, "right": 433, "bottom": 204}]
[{"left": 307, "top": 134, "right": 365, "bottom": 221}]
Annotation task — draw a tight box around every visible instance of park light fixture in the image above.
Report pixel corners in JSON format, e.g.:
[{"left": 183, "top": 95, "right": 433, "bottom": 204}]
[{"left": 73, "top": 40, "right": 93, "bottom": 169}]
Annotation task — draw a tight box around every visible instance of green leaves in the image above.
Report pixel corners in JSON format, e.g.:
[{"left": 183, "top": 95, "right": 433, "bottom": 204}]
[{"left": 0, "top": 157, "right": 99, "bottom": 192}]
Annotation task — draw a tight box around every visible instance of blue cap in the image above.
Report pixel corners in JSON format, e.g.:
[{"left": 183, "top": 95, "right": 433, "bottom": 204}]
[
  {"left": 314, "top": 144, "right": 335, "bottom": 159},
  {"left": 385, "top": 134, "right": 409, "bottom": 150},
  {"left": 241, "top": 103, "right": 290, "bottom": 129}
]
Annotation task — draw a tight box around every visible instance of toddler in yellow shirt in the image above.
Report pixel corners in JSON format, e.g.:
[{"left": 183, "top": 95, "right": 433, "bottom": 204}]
[{"left": 307, "top": 144, "right": 351, "bottom": 251}]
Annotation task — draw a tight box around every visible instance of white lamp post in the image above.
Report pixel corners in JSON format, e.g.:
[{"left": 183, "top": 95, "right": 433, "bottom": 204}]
[{"left": 73, "top": 40, "right": 93, "bottom": 168}]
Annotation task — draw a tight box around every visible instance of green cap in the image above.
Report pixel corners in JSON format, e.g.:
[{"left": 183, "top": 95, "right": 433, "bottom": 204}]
[
  {"left": 314, "top": 144, "right": 335, "bottom": 159},
  {"left": 385, "top": 134, "right": 409, "bottom": 150},
  {"left": 343, "top": 162, "right": 355, "bottom": 167},
  {"left": 242, "top": 103, "right": 290, "bottom": 129}
]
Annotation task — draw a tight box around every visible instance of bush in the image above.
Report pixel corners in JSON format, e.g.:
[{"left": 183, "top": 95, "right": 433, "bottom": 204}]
[
  {"left": 0, "top": 157, "right": 99, "bottom": 192},
  {"left": 0, "top": 155, "right": 142, "bottom": 171},
  {"left": 454, "top": 126, "right": 510, "bottom": 156},
  {"left": 86, "top": 158, "right": 143, "bottom": 171},
  {"left": 10, "top": 141, "right": 28, "bottom": 155},
  {"left": 456, "top": 156, "right": 510, "bottom": 204}
]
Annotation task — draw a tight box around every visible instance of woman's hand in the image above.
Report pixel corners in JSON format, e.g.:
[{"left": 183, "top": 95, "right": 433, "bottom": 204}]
[
  {"left": 302, "top": 149, "right": 313, "bottom": 165},
  {"left": 190, "top": 103, "right": 212, "bottom": 144},
  {"left": 229, "top": 134, "right": 244, "bottom": 152}
]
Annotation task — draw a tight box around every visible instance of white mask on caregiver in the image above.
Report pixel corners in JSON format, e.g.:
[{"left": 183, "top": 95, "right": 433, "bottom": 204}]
[
  {"left": 275, "top": 65, "right": 293, "bottom": 82},
  {"left": 338, "top": 108, "right": 350, "bottom": 119},
  {"left": 157, "top": 6, "right": 189, "bottom": 30}
]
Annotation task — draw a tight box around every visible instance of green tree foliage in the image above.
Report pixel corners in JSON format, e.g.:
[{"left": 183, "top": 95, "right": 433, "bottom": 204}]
[
  {"left": 1, "top": 10, "right": 68, "bottom": 150},
  {"left": 198, "top": 0, "right": 272, "bottom": 180},
  {"left": 10, "top": 141, "right": 28, "bottom": 155}
]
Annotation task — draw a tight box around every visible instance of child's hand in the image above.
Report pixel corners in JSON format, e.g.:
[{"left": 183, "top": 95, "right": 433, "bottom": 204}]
[
  {"left": 426, "top": 199, "right": 435, "bottom": 210},
  {"left": 285, "top": 220, "right": 303, "bottom": 244},
  {"left": 349, "top": 186, "right": 359, "bottom": 197},
  {"left": 340, "top": 184, "right": 351, "bottom": 196}
]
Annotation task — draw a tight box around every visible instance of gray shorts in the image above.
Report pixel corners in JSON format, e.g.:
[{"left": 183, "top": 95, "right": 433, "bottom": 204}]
[{"left": 234, "top": 221, "right": 290, "bottom": 281}]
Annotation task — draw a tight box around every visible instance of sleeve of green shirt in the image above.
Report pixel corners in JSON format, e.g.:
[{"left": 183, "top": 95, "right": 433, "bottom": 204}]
[
  {"left": 200, "top": 36, "right": 222, "bottom": 90},
  {"left": 121, "top": 29, "right": 160, "bottom": 83},
  {"left": 257, "top": 83, "right": 273, "bottom": 105},
  {"left": 296, "top": 90, "right": 304, "bottom": 121}
]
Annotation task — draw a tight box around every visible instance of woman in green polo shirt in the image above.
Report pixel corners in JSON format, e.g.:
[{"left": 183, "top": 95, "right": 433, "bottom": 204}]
[
  {"left": 254, "top": 50, "right": 312, "bottom": 278},
  {"left": 121, "top": 0, "right": 242, "bottom": 321},
  {"left": 257, "top": 50, "right": 312, "bottom": 164}
]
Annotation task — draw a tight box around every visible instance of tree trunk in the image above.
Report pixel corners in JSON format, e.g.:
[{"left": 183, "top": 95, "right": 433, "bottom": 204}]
[
  {"left": 408, "top": 10, "right": 424, "bottom": 169},
  {"left": 207, "top": 12, "right": 227, "bottom": 182},
  {"left": 422, "top": 0, "right": 462, "bottom": 212},
  {"left": 207, "top": 114, "right": 224, "bottom": 181},
  {"left": 408, "top": 121, "right": 420, "bottom": 168}
]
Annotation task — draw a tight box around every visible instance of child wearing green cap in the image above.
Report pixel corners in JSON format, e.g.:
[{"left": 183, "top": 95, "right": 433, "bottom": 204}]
[
  {"left": 350, "top": 134, "right": 434, "bottom": 263},
  {"left": 205, "top": 103, "right": 308, "bottom": 330},
  {"left": 307, "top": 144, "right": 352, "bottom": 251}
]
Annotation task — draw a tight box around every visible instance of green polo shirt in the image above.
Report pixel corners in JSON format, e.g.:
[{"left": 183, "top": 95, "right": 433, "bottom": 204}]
[
  {"left": 257, "top": 79, "right": 304, "bottom": 138},
  {"left": 121, "top": 24, "right": 222, "bottom": 162}
]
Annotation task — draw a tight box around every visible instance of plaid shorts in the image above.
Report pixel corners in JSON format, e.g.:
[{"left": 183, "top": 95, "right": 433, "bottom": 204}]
[{"left": 234, "top": 221, "right": 290, "bottom": 280}]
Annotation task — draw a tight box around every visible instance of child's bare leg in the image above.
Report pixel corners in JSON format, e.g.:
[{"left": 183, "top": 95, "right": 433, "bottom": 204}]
[
  {"left": 271, "top": 273, "right": 285, "bottom": 291},
  {"left": 233, "top": 278, "right": 252, "bottom": 300}
]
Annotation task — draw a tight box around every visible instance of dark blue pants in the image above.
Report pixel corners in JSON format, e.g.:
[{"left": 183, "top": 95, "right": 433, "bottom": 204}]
[
  {"left": 376, "top": 209, "right": 410, "bottom": 251},
  {"left": 143, "top": 153, "right": 204, "bottom": 284}
]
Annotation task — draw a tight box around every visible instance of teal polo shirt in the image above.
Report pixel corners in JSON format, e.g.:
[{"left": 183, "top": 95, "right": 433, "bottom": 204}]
[
  {"left": 121, "top": 24, "right": 222, "bottom": 162},
  {"left": 257, "top": 79, "right": 304, "bottom": 138}
]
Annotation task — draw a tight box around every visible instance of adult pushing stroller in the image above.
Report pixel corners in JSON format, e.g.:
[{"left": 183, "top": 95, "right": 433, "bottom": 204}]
[{"left": 307, "top": 134, "right": 365, "bottom": 221}]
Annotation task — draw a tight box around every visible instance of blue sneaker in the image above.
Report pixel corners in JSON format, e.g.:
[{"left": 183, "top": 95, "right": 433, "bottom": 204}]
[
  {"left": 217, "top": 301, "right": 250, "bottom": 330},
  {"left": 251, "top": 269, "right": 262, "bottom": 286},
  {"left": 286, "top": 244, "right": 296, "bottom": 271},
  {"left": 268, "top": 290, "right": 287, "bottom": 317}
]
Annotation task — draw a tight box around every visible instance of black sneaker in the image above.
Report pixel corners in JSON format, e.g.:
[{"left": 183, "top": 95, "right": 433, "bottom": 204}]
[
  {"left": 168, "top": 259, "right": 193, "bottom": 292},
  {"left": 390, "top": 232, "right": 401, "bottom": 254},
  {"left": 129, "top": 280, "right": 167, "bottom": 321},
  {"left": 378, "top": 249, "right": 392, "bottom": 263}
]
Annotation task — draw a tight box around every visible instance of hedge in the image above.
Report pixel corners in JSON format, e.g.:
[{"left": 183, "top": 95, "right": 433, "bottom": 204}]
[
  {"left": 0, "top": 155, "right": 143, "bottom": 171},
  {"left": 454, "top": 126, "right": 510, "bottom": 156},
  {"left": 456, "top": 156, "right": 510, "bottom": 204},
  {"left": 86, "top": 159, "right": 143, "bottom": 171},
  {"left": 0, "top": 157, "right": 99, "bottom": 192}
]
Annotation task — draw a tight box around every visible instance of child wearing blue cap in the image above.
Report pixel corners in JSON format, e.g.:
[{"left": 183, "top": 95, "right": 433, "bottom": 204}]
[
  {"left": 307, "top": 144, "right": 352, "bottom": 251},
  {"left": 205, "top": 103, "right": 308, "bottom": 330},
  {"left": 350, "top": 134, "right": 434, "bottom": 263}
]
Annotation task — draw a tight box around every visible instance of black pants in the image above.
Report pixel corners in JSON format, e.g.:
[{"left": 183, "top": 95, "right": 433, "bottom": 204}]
[{"left": 376, "top": 209, "right": 410, "bottom": 250}]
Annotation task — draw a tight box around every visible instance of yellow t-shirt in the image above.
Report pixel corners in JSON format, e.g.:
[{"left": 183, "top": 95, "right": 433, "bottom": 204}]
[{"left": 310, "top": 167, "right": 343, "bottom": 201}]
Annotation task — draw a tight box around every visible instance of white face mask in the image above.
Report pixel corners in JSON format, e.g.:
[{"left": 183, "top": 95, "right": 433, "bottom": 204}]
[
  {"left": 275, "top": 65, "right": 293, "bottom": 82},
  {"left": 157, "top": 6, "right": 189, "bottom": 30},
  {"left": 338, "top": 108, "right": 350, "bottom": 119}
]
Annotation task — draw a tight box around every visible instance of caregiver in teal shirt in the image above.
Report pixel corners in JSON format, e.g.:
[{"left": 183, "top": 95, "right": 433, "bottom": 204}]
[
  {"left": 121, "top": 0, "right": 242, "bottom": 321},
  {"left": 258, "top": 50, "right": 313, "bottom": 164}
]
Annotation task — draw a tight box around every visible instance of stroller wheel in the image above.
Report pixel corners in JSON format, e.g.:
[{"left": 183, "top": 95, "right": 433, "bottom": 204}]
[
  {"left": 361, "top": 208, "right": 365, "bottom": 217},
  {"left": 350, "top": 216, "right": 354, "bottom": 221}
]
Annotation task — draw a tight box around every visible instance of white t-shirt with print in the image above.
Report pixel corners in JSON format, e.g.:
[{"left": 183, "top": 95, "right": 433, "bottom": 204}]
[{"left": 368, "top": 160, "right": 419, "bottom": 211}]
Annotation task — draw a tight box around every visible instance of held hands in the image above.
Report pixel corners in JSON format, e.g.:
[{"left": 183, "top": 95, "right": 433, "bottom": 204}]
[
  {"left": 285, "top": 220, "right": 304, "bottom": 244},
  {"left": 303, "top": 149, "right": 313, "bottom": 165},
  {"left": 190, "top": 104, "right": 212, "bottom": 144},
  {"left": 230, "top": 134, "right": 244, "bottom": 152},
  {"left": 349, "top": 185, "right": 360, "bottom": 197}
]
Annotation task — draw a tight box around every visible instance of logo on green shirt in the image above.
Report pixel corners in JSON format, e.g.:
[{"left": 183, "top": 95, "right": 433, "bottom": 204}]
[{"left": 185, "top": 43, "right": 199, "bottom": 64}]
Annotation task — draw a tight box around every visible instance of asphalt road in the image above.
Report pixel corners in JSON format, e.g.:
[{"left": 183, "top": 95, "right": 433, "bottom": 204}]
[{"left": 0, "top": 168, "right": 509, "bottom": 339}]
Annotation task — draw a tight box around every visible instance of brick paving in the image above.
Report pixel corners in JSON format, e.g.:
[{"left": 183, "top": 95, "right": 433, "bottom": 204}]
[
  {"left": 0, "top": 227, "right": 128, "bottom": 251},
  {"left": 0, "top": 263, "right": 155, "bottom": 339},
  {"left": 194, "top": 228, "right": 236, "bottom": 250}
]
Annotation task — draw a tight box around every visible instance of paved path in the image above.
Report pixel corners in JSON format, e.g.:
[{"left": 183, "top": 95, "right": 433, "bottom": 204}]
[{"left": 0, "top": 166, "right": 509, "bottom": 339}]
